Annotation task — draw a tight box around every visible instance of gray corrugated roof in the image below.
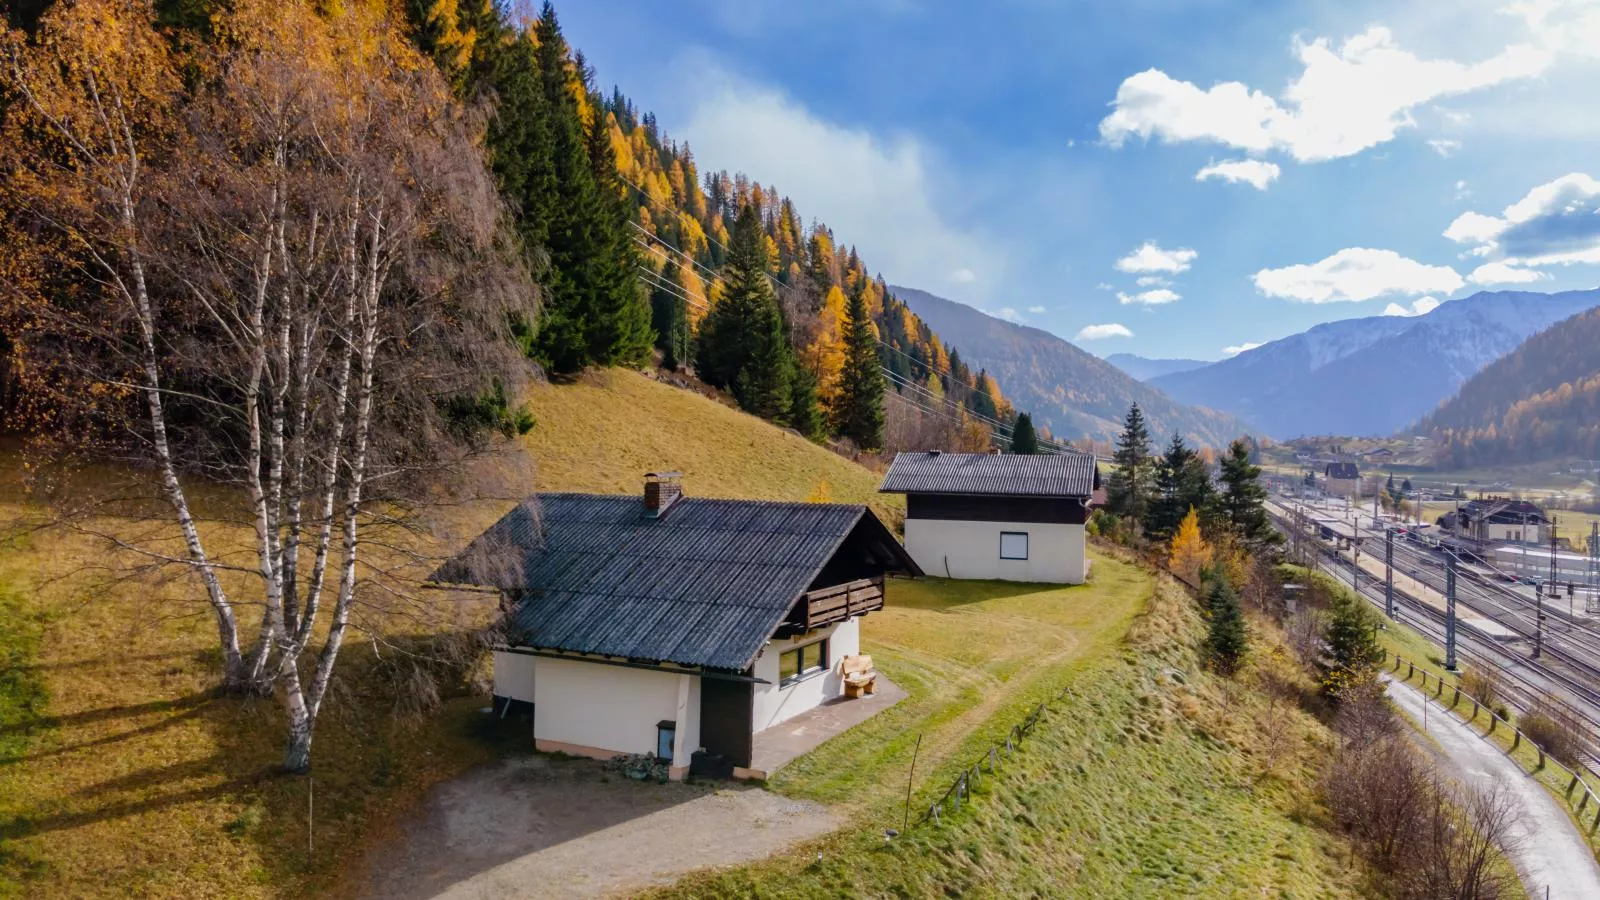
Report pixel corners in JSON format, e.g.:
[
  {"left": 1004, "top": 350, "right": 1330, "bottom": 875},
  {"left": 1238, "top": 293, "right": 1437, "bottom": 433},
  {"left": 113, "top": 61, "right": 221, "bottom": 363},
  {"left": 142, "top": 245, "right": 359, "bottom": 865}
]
[
  {"left": 429, "top": 494, "right": 913, "bottom": 671},
  {"left": 878, "top": 451, "right": 1096, "bottom": 498}
]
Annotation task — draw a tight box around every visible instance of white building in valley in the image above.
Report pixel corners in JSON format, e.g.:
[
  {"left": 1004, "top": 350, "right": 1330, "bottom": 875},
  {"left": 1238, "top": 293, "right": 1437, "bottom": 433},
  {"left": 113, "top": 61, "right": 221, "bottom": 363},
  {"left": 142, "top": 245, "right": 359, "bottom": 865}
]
[
  {"left": 879, "top": 451, "right": 1099, "bottom": 585},
  {"left": 429, "top": 473, "right": 919, "bottom": 780}
]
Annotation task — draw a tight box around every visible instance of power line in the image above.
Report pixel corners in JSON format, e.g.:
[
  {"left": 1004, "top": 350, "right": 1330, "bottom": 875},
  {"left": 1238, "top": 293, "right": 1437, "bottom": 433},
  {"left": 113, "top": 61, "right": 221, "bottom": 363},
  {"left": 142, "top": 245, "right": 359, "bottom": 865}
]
[{"left": 621, "top": 176, "right": 1070, "bottom": 448}]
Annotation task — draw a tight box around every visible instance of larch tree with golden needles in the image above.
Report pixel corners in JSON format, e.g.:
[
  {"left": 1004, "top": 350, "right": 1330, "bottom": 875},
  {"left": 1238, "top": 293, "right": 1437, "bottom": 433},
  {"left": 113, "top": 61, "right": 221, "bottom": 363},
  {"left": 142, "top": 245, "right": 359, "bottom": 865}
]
[{"left": 1169, "top": 506, "right": 1213, "bottom": 586}]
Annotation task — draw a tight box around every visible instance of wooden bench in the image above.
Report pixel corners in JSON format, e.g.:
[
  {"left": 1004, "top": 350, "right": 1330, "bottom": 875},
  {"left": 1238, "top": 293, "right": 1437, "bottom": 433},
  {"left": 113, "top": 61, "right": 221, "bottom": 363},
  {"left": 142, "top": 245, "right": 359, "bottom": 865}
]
[{"left": 840, "top": 654, "right": 877, "bottom": 699}]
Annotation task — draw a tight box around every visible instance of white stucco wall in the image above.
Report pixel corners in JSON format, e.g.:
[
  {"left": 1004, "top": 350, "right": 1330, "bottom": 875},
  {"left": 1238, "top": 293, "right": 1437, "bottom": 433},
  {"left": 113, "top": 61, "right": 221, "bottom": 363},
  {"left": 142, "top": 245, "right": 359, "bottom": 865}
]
[
  {"left": 531, "top": 656, "right": 700, "bottom": 764},
  {"left": 751, "top": 617, "right": 860, "bottom": 732},
  {"left": 491, "top": 650, "right": 537, "bottom": 703},
  {"left": 903, "top": 519, "right": 1086, "bottom": 584}
]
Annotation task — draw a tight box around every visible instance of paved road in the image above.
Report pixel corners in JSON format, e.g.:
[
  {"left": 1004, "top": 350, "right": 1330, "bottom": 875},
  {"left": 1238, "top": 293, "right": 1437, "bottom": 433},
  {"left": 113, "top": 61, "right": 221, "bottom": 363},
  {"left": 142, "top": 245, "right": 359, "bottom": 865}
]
[{"left": 1386, "top": 678, "right": 1600, "bottom": 899}]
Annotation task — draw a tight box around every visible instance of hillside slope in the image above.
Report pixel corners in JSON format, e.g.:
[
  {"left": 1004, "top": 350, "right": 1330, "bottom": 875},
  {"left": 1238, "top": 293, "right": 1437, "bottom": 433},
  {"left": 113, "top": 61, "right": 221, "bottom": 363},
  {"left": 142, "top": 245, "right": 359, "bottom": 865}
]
[
  {"left": 1105, "top": 353, "right": 1210, "bottom": 382},
  {"left": 0, "top": 368, "right": 896, "bottom": 899},
  {"left": 1418, "top": 306, "right": 1600, "bottom": 467},
  {"left": 1151, "top": 289, "right": 1600, "bottom": 438},
  {"left": 891, "top": 286, "right": 1255, "bottom": 446}
]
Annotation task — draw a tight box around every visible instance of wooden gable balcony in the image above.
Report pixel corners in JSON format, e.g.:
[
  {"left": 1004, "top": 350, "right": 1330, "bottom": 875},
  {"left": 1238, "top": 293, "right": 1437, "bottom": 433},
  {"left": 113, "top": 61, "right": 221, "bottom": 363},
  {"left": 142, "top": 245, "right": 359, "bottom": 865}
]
[{"left": 793, "top": 575, "right": 885, "bottom": 632}]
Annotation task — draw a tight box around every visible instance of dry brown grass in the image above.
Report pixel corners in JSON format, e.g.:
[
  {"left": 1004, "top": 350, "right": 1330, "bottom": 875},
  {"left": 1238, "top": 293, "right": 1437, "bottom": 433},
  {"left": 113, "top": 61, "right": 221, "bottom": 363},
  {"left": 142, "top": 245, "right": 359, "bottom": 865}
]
[{"left": 0, "top": 367, "right": 901, "bottom": 899}]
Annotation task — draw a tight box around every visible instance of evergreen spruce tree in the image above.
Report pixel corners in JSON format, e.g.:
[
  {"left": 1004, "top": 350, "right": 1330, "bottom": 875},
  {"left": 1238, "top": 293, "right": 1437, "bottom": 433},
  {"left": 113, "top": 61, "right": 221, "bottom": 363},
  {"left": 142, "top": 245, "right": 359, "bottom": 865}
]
[
  {"left": 788, "top": 366, "right": 824, "bottom": 442},
  {"left": 1146, "top": 433, "right": 1214, "bottom": 540},
  {"left": 1009, "top": 413, "right": 1040, "bottom": 454},
  {"left": 734, "top": 301, "right": 794, "bottom": 421},
  {"left": 648, "top": 262, "right": 689, "bottom": 370},
  {"left": 1323, "top": 588, "right": 1384, "bottom": 683},
  {"left": 968, "top": 370, "right": 999, "bottom": 420},
  {"left": 695, "top": 203, "right": 773, "bottom": 392},
  {"left": 1106, "top": 403, "right": 1154, "bottom": 527},
  {"left": 1218, "top": 438, "right": 1280, "bottom": 549},
  {"left": 1203, "top": 576, "right": 1247, "bottom": 675},
  {"left": 529, "top": 2, "right": 604, "bottom": 373},
  {"left": 832, "top": 285, "right": 886, "bottom": 450},
  {"left": 583, "top": 106, "right": 652, "bottom": 366}
]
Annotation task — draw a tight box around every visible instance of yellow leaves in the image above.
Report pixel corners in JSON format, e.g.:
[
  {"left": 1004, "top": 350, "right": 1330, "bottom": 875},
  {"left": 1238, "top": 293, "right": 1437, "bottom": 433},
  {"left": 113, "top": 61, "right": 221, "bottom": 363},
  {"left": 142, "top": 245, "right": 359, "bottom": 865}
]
[
  {"left": 800, "top": 285, "right": 847, "bottom": 401},
  {"left": 806, "top": 479, "right": 832, "bottom": 503},
  {"left": 1169, "top": 506, "right": 1212, "bottom": 586}
]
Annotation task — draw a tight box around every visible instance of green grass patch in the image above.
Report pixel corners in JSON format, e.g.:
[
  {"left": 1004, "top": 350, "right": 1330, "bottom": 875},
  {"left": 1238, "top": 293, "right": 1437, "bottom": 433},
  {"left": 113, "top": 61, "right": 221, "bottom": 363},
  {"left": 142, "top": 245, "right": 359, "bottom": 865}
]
[{"left": 657, "top": 571, "right": 1365, "bottom": 898}]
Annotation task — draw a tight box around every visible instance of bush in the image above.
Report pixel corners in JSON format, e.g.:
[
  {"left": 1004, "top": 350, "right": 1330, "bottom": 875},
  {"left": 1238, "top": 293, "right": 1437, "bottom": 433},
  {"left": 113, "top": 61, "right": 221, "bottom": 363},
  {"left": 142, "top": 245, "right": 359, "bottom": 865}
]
[
  {"left": 1519, "top": 696, "right": 1593, "bottom": 768},
  {"left": 1202, "top": 577, "right": 1247, "bottom": 675},
  {"left": 1459, "top": 666, "right": 1501, "bottom": 711},
  {"left": 1321, "top": 587, "right": 1383, "bottom": 694}
]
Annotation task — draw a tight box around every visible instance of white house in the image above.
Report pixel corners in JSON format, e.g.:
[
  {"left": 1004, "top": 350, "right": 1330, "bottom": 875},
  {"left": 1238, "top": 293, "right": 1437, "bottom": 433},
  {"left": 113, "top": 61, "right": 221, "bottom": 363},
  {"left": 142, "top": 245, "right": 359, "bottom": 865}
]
[
  {"left": 429, "top": 473, "right": 920, "bottom": 780},
  {"left": 879, "top": 451, "right": 1099, "bottom": 585}
]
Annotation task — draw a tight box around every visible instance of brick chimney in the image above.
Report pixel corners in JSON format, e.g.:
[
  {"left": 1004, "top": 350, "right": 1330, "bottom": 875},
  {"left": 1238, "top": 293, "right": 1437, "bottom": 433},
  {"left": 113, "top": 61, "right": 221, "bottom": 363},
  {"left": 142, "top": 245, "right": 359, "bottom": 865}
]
[{"left": 643, "top": 472, "right": 683, "bottom": 519}]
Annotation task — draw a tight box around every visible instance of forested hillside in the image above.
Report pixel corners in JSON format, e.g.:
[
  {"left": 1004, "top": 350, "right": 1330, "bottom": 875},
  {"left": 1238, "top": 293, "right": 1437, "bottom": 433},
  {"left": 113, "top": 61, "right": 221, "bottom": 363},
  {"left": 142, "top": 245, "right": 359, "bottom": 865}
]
[
  {"left": 892, "top": 285, "right": 1255, "bottom": 447},
  {"left": 1418, "top": 306, "right": 1600, "bottom": 467},
  {"left": 402, "top": 0, "right": 1031, "bottom": 451}
]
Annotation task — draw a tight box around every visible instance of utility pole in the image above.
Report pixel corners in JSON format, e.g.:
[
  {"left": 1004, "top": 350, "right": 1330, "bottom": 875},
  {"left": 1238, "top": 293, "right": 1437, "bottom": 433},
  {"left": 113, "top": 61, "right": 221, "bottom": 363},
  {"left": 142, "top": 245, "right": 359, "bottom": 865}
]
[
  {"left": 1445, "top": 551, "right": 1458, "bottom": 671},
  {"left": 1589, "top": 521, "right": 1598, "bottom": 615},
  {"left": 1535, "top": 522, "right": 1553, "bottom": 660},
  {"left": 1384, "top": 526, "right": 1396, "bottom": 619}
]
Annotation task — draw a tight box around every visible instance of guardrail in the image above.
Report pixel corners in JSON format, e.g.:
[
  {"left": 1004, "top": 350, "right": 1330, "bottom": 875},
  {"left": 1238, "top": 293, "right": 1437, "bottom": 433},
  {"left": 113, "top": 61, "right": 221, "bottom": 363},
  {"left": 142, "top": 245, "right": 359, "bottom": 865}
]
[{"left": 1392, "top": 652, "right": 1600, "bottom": 835}]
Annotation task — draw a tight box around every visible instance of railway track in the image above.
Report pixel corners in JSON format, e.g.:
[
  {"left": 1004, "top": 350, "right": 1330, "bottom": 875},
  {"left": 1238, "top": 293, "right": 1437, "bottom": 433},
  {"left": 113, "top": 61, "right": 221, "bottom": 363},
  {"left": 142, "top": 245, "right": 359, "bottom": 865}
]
[{"left": 1271, "top": 506, "right": 1600, "bottom": 772}]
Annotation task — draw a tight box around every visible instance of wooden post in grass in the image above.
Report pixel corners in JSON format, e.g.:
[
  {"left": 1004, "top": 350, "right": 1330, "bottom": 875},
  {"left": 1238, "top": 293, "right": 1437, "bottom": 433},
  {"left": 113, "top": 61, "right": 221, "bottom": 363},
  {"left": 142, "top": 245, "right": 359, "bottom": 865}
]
[{"left": 903, "top": 733, "right": 922, "bottom": 834}]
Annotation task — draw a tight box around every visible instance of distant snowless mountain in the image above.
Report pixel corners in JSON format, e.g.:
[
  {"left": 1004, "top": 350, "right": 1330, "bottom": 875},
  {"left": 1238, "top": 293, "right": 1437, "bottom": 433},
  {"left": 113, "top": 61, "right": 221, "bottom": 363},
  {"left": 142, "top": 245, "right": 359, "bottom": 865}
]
[
  {"left": 890, "top": 286, "right": 1255, "bottom": 447},
  {"left": 1149, "top": 289, "right": 1600, "bottom": 439},
  {"left": 1105, "top": 353, "right": 1210, "bottom": 382}
]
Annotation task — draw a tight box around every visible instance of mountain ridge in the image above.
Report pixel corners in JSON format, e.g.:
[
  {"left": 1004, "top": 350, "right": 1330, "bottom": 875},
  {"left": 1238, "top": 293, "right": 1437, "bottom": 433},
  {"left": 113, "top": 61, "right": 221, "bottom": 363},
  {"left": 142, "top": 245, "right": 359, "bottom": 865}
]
[
  {"left": 890, "top": 285, "right": 1255, "bottom": 447},
  {"left": 1105, "top": 353, "right": 1211, "bottom": 382},
  {"left": 1149, "top": 289, "right": 1600, "bottom": 438}
]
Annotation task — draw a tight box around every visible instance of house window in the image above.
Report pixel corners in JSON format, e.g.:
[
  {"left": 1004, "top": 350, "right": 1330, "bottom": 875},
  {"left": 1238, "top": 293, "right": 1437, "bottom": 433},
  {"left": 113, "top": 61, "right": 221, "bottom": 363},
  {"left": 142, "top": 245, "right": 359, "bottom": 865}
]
[
  {"left": 1000, "top": 531, "right": 1029, "bottom": 560},
  {"left": 779, "top": 639, "right": 828, "bottom": 686},
  {"left": 656, "top": 720, "right": 676, "bottom": 761}
]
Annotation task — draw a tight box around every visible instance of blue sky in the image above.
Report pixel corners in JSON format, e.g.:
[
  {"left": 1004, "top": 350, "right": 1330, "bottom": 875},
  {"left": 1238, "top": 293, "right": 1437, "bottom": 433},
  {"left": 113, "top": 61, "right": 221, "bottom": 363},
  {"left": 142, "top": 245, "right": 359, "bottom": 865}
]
[{"left": 560, "top": 0, "right": 1600, "bottom": 361}]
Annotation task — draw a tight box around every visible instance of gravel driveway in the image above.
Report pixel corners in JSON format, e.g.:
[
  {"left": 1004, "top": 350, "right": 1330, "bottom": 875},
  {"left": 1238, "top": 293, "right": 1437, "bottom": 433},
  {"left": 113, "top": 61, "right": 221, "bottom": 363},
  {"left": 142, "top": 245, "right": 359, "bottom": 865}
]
[{"left": 362, "top": 754, "right": 840, "bottom": 899}]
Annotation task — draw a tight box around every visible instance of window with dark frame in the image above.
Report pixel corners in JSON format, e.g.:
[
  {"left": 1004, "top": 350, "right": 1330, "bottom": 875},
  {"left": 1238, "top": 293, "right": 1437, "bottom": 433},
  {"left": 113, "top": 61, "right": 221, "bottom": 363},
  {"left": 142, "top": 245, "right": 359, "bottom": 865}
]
[
  {"left": 779, "top": 639, "right": 829, "bottom": 686},
  {"left": 1000, "top": 531, "right": 1029, "bottom": 560}
]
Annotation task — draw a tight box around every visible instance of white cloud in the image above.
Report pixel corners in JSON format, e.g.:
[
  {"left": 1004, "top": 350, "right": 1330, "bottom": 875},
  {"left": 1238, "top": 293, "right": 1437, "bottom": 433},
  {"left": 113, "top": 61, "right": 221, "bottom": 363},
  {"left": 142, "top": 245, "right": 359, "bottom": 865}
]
[
  {"left": 996, "top": 307, "right": 1023, "bottom": 322},
  {"left": 1075, "top": 323, "right": 1134, "bottom": 341},
  {"left": 1135, "top": 275, "right": 1169, "bottom": 287},
  {"left": 1117, "top": 288, "right": 1181, "bottom": 306},
  {"left": 1195, "top": 158, "right": 1281, "bottom": 190},
  {"left": 1428, "top": 138, "right": 1462, "bottom": 157},
  {"left": 1444, "top": 172, "right": 1600, "bottom": 267},
  {"left": 1252, "top": 248, "right": 1464, "bottom": 303},
  {"left": 1455, "top": 179, "right": 1472, "bottom": 200},
  {"left": 1027, "top": 305, "right": 1047, "bottom": 314},
  {"left": 1100, "top": 26, "right": 1553, "bottom": 163},
  {"left": 949, "top": 267, "right": 977, "bottom": 283},
  {"left": 1467, "top": 261, "right": 1549, "bottom": 284},
  {"left": 679, "top": 65, "right": 1000, "bottom": 299},
  {"left": 1114, "top": 241, "right": 1198, "bottom": 274},
  {"left": 1222, "top": 341, "right": 1263, "bottom": 357},
  {"left": 1382, "top": 296, "right": 1442, "bottom": 316}
]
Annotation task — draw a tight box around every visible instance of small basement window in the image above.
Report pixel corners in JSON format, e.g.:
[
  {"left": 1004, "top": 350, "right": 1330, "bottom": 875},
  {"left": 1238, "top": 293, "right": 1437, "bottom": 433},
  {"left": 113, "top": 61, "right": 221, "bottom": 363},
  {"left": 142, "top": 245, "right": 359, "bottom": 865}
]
[
  {"left": 1000, "top": 531, "right": 1029, "bottom": 560},
  {"left": 779, "top": 639, "right": 829, "bottom": 686}
]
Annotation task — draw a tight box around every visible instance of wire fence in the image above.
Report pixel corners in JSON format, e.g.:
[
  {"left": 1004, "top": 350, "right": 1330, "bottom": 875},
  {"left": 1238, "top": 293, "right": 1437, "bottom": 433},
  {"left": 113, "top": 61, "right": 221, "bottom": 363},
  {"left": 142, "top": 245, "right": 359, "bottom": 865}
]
[
  {"left": 1391, "top": 652, "right": 1600, "bottom": 835},
  {"left": 918, "top": 681, "right": 1076, "bottom": 827}
]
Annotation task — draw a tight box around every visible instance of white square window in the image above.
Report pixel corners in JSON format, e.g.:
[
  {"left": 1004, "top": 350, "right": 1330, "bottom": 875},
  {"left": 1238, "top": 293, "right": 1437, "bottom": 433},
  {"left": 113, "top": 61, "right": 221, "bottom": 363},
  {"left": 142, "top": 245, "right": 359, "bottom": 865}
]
[{"left": 1000, "top": 531, "right": 1029, "bottom": 560}]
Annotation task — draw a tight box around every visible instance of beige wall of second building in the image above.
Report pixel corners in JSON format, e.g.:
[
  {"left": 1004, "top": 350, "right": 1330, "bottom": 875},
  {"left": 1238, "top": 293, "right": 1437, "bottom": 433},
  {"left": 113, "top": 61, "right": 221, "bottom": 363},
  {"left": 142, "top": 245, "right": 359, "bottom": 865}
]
[{"left": 904, "top": 518, "right": 1086, "bottom": 584}]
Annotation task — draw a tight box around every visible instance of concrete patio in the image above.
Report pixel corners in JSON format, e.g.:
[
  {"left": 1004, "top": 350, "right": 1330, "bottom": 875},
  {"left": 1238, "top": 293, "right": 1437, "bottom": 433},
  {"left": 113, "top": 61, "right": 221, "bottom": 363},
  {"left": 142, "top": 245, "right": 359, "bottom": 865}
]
[{"left": 747, "top": 675, "right": 906, "bottom": 778}]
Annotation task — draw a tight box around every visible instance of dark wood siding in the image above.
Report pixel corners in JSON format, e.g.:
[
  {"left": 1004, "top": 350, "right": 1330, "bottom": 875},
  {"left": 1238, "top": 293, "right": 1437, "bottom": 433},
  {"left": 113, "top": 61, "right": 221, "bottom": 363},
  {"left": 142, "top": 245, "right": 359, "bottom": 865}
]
[
  {"left": 906, "top": 493, "right": 1089, "bottom": 525},
  {"left": 699, "top": 677, "right": 753, "bottom": 768}
]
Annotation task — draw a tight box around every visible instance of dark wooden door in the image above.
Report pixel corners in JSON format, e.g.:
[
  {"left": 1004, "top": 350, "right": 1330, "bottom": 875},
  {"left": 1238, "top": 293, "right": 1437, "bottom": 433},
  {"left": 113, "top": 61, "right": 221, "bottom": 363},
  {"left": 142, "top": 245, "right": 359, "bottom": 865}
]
[{"left": 698, "top": 677, "right": 753, "bottom": 768}]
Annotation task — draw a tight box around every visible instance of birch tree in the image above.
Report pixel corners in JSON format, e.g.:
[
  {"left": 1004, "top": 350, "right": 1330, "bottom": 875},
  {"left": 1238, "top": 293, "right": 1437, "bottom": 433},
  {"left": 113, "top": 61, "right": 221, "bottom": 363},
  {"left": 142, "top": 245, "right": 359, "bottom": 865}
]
[{"left": 2, "top": 0, "right": 537, "bottom": 771}]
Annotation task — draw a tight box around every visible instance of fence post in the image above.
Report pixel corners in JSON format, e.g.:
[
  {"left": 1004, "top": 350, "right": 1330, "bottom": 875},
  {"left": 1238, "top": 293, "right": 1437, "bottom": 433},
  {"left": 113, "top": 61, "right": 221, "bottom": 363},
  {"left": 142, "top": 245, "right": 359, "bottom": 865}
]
[
  {"left": 1512, "top": 730, "right": 1521, "bottom": 752},
  {"left": 1435, "top": 678, "right": 1444, "bottom": 698},
  {"left": 1487, "top": 715, "right": 1496, "bottom": 735},
  {"left": 1408, "top": 661, "right": 1415, "bottom": 679},
  {"left": 1452, "top": 686, "right": 1460, "bottom": 707},
  {"left": 1471, "top": 699, "right": 1478, "bottom": 720},
  {"left": 1537, "top": 746, "right": 1546, "bottom": 769}
]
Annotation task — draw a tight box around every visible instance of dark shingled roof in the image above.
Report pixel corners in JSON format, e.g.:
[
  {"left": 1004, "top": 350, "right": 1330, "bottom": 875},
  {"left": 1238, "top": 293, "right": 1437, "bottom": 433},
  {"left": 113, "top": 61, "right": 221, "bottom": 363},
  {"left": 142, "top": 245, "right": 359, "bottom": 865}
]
[
  {"left": 1324, "top": 462, "right": 1360, "bottom": 480},
  {"left": 878, "top": 451, "right": 1097, "bottom": 498},
  {"left": 429, "top": 494, "right": 916, "bottom": 671}
]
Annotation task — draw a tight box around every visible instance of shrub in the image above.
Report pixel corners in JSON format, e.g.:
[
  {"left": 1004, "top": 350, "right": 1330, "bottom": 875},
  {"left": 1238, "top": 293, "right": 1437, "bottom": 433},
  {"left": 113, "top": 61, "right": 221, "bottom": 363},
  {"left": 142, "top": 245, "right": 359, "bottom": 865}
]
[
  {"left": 1519, "top": 696, "right": 1593, "bottom": 768},
  {"left": 1459, "top": 666, "right": 1501, "bottom": 711},
  {"left": 1202, "top": 577, "right": 1247, "bottom": 675}
]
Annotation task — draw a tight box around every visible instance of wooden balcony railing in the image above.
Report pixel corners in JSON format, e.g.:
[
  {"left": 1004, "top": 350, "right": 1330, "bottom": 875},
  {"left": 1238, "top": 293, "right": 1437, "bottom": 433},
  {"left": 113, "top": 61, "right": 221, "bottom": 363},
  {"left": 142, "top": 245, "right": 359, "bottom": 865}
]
[{"left": 799, "top": 575, "right": 885, "bottom": 630}]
